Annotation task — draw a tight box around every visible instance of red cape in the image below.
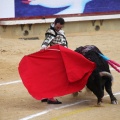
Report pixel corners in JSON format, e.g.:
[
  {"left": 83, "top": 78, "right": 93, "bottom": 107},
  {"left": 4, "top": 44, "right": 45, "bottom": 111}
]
[{"left": 18, "top": 45, "right": 96, "bottom": 100}]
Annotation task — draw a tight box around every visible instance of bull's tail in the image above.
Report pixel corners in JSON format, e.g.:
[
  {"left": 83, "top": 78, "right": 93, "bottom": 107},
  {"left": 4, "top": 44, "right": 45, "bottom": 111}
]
[{"left": 99, "top": 71, "right": 114, "bottom": 81}]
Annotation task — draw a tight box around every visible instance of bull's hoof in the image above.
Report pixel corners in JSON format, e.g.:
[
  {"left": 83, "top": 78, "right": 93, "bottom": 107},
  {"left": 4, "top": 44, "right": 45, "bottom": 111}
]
[
  {"left": 111, "top": 100, "right": 118, "bottom": 104},
  {"left": 72, "top": 92, "right": 79, "bottom": 97},
  {"left": 97, "top": 102, "right": 102, "bottom": 106}
]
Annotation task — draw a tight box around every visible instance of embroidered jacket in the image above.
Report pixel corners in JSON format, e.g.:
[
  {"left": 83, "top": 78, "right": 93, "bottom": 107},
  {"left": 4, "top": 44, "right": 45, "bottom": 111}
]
[{"left": 41, "top": 23, "right": 68, "bottom": 49}]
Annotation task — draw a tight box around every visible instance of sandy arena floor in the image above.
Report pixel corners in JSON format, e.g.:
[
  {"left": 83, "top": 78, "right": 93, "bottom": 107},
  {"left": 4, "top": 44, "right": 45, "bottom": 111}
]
[{"left": 0, "top": 31, "right": 120, "bottom": 120}]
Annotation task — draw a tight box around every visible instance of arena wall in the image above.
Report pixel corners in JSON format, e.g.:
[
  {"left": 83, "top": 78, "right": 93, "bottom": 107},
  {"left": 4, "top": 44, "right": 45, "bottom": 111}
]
[
  {"left": 0, "top": 18, "right": 120, "bottom": 39},
  {"left": 1, "top": 1, "right": 120, "bottom": 39}
]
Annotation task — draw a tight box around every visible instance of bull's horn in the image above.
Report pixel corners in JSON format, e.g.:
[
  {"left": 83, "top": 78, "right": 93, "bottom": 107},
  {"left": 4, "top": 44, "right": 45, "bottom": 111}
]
[{"left": 99, "top": 71, "right": 114, "bottom": 81}]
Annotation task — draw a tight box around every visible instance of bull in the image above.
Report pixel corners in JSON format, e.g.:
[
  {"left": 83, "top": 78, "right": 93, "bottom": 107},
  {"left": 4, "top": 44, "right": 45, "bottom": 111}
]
[{"left": 75, "top": 45, "right": 118, "bottom": 105}]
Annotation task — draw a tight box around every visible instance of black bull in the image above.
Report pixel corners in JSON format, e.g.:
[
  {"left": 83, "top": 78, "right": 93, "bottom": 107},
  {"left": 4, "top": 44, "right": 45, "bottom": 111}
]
[{"left": 75, "top": 45, "right": 118, "bottom": 105}]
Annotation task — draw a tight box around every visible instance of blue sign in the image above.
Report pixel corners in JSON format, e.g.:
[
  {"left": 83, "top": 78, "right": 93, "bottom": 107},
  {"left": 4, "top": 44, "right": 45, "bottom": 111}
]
[
  {"left": 0, "top": 0, "right": 120, "bottom": 19},
  {"left": 15, "top": 0, "right": 120, "bottom": 18}
]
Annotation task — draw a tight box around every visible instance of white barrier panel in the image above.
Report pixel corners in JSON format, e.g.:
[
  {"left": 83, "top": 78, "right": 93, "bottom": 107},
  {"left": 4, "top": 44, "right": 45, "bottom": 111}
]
[
  {"left": 0, "top": 14, "right": 120, "bottom": 25},
  {"left": 0, "top": 0, "right": 14, "bottom": 18}
]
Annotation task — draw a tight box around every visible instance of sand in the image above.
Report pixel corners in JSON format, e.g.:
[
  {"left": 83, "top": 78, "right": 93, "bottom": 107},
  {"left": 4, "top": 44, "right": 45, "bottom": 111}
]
[{"left": 0, "top": 31, "right": 120, "bottom": 120}]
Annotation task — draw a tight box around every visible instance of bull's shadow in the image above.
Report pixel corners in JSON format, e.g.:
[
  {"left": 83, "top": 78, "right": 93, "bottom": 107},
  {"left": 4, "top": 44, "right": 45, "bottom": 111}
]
[{"left": 75, "top": 45, "right": 118, "bottom": 105}]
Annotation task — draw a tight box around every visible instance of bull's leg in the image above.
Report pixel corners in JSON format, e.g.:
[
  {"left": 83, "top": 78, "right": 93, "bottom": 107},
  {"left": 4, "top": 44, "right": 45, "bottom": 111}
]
[
  {"left": 94, "top": 73, "right": 104, "bottom": 105},
  {"left": 87, "top": 72, "right": 104, "bottom": 105},
  {"left": 91, "top": 90, "right": 103, "bottom": 105},
  {"left": 87, "top": 84, "right": 103, "bottom": 105},
  {"left": 105, "top": 79, "right": 118, "bottom": 104}
]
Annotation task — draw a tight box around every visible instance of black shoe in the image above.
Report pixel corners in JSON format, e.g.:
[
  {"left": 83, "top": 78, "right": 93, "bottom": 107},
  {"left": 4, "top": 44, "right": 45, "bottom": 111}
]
[
  {"left": 41, "top": 98, "right": 48, "bottom": 102},
  {"left": 47, "top": 99, "right": 62, "bottom": 104}
]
